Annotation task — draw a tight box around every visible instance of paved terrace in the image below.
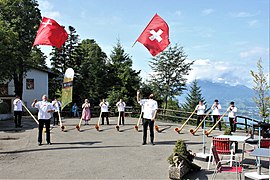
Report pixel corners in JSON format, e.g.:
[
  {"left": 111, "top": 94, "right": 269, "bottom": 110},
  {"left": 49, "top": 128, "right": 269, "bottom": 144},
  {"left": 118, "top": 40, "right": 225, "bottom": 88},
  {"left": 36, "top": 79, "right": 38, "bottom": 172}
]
[{"left": 0, "top": 116, "right": 269, "bottom": 179}]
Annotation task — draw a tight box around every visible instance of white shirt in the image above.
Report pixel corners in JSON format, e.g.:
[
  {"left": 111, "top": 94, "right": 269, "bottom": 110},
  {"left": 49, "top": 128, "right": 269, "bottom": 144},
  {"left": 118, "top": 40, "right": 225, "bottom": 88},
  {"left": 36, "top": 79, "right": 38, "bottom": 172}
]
[
  {"left": 99, "top": 102, "right": 109, "bottom": 112},
  {"left": 140, "top": 99, "right": 158, "bottom": 119},
  {"left": 138, "top": 100, "right": 146, "bottom": 113},
  {"left": 196, "top": 104, "right": 205, "bottom": 115},
  {"left": 228, "top": 106, "right": 237, "bottom": 118},
  {"left": 116, "top": 101, "right": 126, "bottom": 112},
  {"left": 13, "top": 98, "right": 22, "bottom": 111},
  {"left": 211, "top": 103, "right": 222, "bottom": 115},
  {"left": 34, "top": 101, "right": 54, "bottom": 120},
  {"left": 52, "top": 100, "right": 62, "bottom": 112}
]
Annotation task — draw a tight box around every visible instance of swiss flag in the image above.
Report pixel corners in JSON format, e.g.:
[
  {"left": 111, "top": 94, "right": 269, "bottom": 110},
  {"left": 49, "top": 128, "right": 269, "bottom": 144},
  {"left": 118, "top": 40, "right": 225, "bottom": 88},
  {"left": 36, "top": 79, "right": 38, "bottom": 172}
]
[
  {"left": 33, "top": 17, "right": 68, "bottom": 49},
  {"left": 136, "top": 14, "right": 170, "bottom": 56}
]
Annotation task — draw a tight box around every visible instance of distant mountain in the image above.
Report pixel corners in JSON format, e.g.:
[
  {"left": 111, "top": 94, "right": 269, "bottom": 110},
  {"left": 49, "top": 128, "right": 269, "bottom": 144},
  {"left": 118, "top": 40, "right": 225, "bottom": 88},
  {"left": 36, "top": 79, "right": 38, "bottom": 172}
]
[{"left": 178, "top": 80, "right": 256, "bottom": 110}]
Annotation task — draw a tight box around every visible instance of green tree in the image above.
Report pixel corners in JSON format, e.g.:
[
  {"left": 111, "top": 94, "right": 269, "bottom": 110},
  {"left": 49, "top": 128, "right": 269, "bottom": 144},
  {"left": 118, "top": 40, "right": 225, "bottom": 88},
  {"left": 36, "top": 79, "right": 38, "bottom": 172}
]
[
  {"left": 149, "top": 44, "right": 193, "bottom": 110},
  {"left": 74, "top": 39, "right": 108, "bottom": 105},
  {"left": 107, "top": 41, "right": 141, "bottom": 106},
  {"left": 182, "top": 79, "right": 207, "bottom": 112},
  {"left": 50, "top": 26, "right": 79, "bottom": 74},
  {"left": 0, "top": 0, "right": 41, "bottom": 98},
  {"left": 30, "top": 47, "right": 47, "bottom": 69},
  {"left": 250, "top": 58, "right": 270, "bottom": 122},
  {"left": 49, "top": 26, "right": 79, "bottom": 98}
]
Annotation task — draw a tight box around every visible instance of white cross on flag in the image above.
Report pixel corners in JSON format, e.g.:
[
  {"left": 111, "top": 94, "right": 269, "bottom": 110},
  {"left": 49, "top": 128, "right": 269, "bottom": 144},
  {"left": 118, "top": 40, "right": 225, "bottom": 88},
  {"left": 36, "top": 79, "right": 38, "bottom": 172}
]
[{"left": 136, "top": 13, "right": 170, "bottom": 56}]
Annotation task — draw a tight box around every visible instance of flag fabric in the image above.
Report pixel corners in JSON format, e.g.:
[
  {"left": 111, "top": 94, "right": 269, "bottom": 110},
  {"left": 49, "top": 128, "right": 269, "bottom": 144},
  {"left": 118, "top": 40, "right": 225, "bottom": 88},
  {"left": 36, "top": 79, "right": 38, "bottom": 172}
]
[
  {"left": 136, "top": 13, "right": 170, "bottom": 56},
  {"left": 33, "top": 17, "right": 68, "bottom": 49},
  {"left": 61, "top": 68, "right": 74, "bottom": 111}
]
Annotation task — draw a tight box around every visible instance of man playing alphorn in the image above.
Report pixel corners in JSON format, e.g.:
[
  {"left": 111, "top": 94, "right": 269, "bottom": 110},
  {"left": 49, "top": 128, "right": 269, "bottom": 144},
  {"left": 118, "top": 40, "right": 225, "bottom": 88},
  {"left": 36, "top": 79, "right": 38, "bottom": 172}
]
[
  {"left": 211, "top": 99, "right": 222, "bottom": 131},
  {"left": 195, "top": 100, "right": 206, "bottom": 129},
  {"left": 32, "top": 95, "right": 54, "bottom": 146},
  {"left": 137, "top": 90, "right": 158, "bottom": 145},
  {"left": 116, "top": 99, "right": 126, "bottom": 125}
]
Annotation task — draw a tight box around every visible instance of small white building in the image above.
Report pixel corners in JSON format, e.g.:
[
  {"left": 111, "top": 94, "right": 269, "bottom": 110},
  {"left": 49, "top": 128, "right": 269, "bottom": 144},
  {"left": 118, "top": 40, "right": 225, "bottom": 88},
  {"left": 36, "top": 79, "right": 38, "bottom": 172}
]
[{"left": 0, "top": 67, "right": 54, "bottom": 113}]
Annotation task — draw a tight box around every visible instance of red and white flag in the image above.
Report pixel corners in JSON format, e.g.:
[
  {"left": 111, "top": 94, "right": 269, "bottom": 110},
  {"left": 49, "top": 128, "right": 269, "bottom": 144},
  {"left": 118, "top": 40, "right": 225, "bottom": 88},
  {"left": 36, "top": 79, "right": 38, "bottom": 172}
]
[
  {"left": 33, "top": 17, "right": 68, "bottom": 49},
  {"left": 135, "top": 14, "right": 170, "bottom": 56}
]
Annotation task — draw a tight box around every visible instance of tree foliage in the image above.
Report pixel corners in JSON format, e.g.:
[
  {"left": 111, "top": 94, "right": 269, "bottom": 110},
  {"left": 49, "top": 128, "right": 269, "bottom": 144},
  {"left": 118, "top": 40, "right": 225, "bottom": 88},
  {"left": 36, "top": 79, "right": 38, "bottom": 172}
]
[
  {"left": 74, "top": 39, "right": 108, "bottom": 106},
  {"left": 49, "top": 26, "right": 79, "bottom": 99},
  {"left": 250, "top": 58, "right": 270, "bottom": 121},
  {"left": 0, "top": 0, "right": 41, "bottom": 97},
  {"left": 182, "top": 79, "right": 207, "bottom": 112},
  {"left": 149, "top": 44, "right": 193, "bottom": 109},
  {"left": 107, "top": 41, "right": 141, "bottom": 106}
]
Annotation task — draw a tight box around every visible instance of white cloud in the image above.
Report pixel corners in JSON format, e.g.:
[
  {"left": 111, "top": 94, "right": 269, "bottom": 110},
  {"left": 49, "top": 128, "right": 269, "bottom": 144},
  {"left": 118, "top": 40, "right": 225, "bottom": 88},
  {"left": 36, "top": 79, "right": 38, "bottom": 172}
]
[
  {"left": 186, "top": 59, "right": 251, "bottom": 86},
  {"left": 38, "top": 0, "right": 61, "bottom": 19},
  {"left": 230, "top": 11, "right": 257, "bottom": 18},
  {"left": 202, "top": 9, "right": 214, "bottom": 16},
  {"left": 240, "top": 47, "right": 268, "bottom": 58}
]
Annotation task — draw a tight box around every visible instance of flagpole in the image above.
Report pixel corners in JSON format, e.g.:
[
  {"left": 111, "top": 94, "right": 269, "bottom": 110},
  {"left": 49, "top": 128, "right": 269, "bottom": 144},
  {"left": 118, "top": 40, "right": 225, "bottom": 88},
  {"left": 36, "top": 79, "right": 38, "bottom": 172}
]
[{"left": 131, "top": 41, "right": 137, "bottom": 48}]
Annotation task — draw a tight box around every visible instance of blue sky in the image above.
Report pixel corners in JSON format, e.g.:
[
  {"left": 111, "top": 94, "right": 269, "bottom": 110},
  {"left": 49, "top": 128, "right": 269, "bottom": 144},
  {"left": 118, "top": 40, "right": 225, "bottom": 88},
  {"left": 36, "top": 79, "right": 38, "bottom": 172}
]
[{"left": 37, "top": 0, "right": 269, "bottom": 87}]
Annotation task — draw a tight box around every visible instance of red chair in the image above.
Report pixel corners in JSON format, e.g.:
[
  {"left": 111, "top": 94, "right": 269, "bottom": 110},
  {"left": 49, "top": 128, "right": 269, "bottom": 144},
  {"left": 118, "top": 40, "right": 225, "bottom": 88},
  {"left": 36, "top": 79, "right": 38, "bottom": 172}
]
[
  {"left": 260, "top": 138, "right": 270, "bottom": 148},
  {"left": 211, "top": 145, "right": 243, "bottom": 180},
  {"left": 245, "top": 138, "right": 270, "bottom": 153},
  {"left": 212, "top": 137, "right": 235, "bottom": 167}
]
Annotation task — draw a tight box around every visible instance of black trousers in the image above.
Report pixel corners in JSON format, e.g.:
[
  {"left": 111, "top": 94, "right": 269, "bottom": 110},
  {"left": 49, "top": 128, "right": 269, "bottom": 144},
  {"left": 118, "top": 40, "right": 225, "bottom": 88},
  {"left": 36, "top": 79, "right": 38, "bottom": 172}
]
[
  {"left": 143, "top": 119, "right": 154, "bottom": 143},
  {"left": 213, "top": 115, "right": 222, "bottom": 130},
  {"left": 53, "top": 112, "right": 59, "bottom": 125},
  {"left": 229, "top": 117, "right": 236, "bottom": 132},
  {"left": 197, "top": 115, "right": 204, "bottom": 128},
  {"left": 101, "top": 112, "right": 109, "bottom": 125},
  {"left": 14, "top": 111, "right": 22, "bottom": 127},
  {"left": 38, "top": 119, "right": 51, "bottom": 143},
  {"left": 118, "top": 111, "right": 125, "bottom": 125}
]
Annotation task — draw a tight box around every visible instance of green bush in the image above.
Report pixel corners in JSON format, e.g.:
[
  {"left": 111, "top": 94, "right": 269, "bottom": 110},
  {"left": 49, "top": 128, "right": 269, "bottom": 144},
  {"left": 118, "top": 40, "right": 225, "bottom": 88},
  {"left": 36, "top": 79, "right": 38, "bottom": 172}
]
[
  {"left": 0, "top": 102, "right": 9, "bottom": 114},
  {"left": 168, "top": 139, "right": 191, "bottom": 165},
  {"left": 224, "top": 127, "right": 232, "bottom": 135}
]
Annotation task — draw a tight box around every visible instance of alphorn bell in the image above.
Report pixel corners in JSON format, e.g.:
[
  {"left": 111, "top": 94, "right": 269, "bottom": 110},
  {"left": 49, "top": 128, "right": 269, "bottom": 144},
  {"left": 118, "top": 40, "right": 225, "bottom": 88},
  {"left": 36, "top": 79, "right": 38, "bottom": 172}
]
[
  {"left": 95, "top": 111, "right": 102, "bottom": 131},
  {"left": 204, "top": 107, "right": 230, "bottom": 136},
  {"left": 75, "top": 116, "right": 83, "bottom": 131},
  {"left": 58, "top": 111, "right": 65, "bottom": 131},
  {"left": 116, "top": 111, "right": 121, "bottom": 131},
  {"left": 155, "top": 124, "right": 160, "bottom": 132},
  {"left": 189, "top": 110, "right": 212, "bottom": 135},
  {"left": 134, "top": 111, "right": 143, "bottom": 131},
  {"left": 175, "top": 109, "right": 196, "bottom": 134}
]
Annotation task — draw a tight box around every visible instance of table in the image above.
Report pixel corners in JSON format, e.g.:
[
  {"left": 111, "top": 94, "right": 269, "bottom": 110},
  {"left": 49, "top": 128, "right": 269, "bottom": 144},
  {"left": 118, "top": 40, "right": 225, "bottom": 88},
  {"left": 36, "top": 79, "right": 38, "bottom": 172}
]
[
  {"left": 245, "top": 148, "right": 270, "bottom": 180},
  {"left": 215, "top": 135, "right": 250, "bottom": 155}
]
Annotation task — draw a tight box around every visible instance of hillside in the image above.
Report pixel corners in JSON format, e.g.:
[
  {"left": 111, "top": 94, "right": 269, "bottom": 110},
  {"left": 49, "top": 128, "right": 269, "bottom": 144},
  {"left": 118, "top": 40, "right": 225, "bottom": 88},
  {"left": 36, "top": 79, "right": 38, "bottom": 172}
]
[{"left": 179, "top": 80, "right": 256, "bottom": 111}]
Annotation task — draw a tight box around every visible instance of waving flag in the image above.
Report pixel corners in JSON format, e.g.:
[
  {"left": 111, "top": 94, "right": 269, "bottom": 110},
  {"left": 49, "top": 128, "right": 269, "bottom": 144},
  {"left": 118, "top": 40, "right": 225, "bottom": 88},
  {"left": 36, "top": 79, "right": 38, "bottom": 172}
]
[
  {"left": 61, "top": 68, "right": 74, "bottom": 110},
  {"left": 135, "top": 14, "right": 170, "bottom": 56},
  {"left": 33, "top": 17, "right": 68, "bottom": 49}
]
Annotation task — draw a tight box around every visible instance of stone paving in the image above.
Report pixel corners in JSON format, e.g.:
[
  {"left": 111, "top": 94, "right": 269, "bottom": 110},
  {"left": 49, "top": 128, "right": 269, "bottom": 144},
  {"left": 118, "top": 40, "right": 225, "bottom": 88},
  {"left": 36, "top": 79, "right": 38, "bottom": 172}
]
[{"left": 0, "top": 116, "right": 269, "bottom": 179}]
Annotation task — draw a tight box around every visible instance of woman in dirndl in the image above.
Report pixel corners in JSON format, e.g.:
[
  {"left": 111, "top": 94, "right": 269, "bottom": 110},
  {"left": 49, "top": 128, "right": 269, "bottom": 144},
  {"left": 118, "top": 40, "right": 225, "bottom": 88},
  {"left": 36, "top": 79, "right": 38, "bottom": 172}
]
[{"left": 82, "top": 99, "right": 91, "bottom": 125}]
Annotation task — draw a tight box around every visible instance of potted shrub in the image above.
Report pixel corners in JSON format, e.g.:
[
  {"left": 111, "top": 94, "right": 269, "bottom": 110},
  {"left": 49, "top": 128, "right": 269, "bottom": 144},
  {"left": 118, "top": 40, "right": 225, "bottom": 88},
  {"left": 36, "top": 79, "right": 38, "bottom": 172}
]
[{"left": 168, "top": 139, "right": 200, "bottom": 180}]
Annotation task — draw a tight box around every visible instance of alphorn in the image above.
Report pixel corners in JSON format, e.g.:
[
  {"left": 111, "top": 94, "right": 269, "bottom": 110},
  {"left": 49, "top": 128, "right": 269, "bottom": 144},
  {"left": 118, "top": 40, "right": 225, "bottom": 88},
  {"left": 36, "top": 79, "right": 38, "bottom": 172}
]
[
  {"left": 58, "top": 111, "right": 65, "bottom": 131},
  {"left": 75, "top": 116, "right": 83, "bottom": 131},
  {"left": 116, "top": 111, "right": 121, "bottom": 131},
  {"left": 95, "top": 111, "right": 102, "bottom": 131},
  {"left": 204, "top": 107, "right": 230, "bottom": 136},
  {"left": 134, "top": 111, "right": 143, "bottom": 131},
  {"left": 175, "top": 109, "right": 196, "bottom": 134},
  {"left": 22, "top": 103, "right": 39, "bottom": 124},
  {"left": 155, "top": 124, "right": 160, "bottom": 132},
  {"left": 189, "top": 109, "right": 212, "bottom": 135}
]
